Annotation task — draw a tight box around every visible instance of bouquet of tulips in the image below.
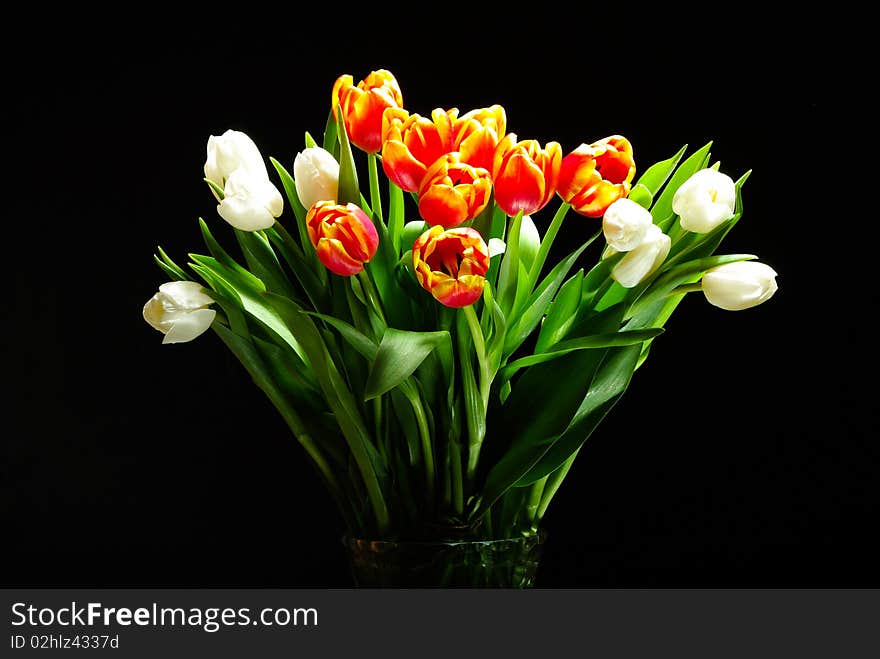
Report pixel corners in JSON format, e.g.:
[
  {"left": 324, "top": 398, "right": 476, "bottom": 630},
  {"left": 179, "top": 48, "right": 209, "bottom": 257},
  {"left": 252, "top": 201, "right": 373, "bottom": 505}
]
[{"left": 143, "top": 69, "right": 778, "bottom": 543}]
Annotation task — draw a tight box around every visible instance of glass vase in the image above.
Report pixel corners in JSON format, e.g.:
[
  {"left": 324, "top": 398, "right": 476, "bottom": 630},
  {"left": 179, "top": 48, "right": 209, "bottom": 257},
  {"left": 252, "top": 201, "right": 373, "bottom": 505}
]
[{"left": 343, "top": 531, "right": 545, "bottom": 588}]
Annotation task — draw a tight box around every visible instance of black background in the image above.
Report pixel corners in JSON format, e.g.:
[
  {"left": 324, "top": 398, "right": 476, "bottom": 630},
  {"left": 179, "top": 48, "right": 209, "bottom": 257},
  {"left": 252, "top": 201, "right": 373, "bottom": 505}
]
[{"left": 5, "top": 22, "right": 874, "bottom": 587}]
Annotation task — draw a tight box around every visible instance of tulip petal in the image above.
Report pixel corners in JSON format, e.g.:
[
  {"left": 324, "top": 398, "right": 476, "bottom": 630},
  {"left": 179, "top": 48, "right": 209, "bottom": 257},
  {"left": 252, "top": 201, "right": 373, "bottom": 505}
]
[
  {"left": 316, "top": 238, "right": 365, "bottom": 276},
  {"left": 162, "top": 309, "right": 217, "bottom": 344},
  {"left": 494, "top": 151, "right": 546, "bottom": 216},
  {"left": 382, "top": 139, "right": 428, "bottom": 192}
]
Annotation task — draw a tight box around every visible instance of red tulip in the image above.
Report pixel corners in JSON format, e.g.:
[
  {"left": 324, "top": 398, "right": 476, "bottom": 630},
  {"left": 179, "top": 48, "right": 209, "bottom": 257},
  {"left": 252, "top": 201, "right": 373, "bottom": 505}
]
[
  {"left": 381, "top": 107, "right": 455, "bottom": 192},
  {"left": 557, "top": 136, "right": 636, "bottom": 218},
  {"left": 306, "top": 201, "right": 379, "bottom": 276},
  {"left": 412, "top": 226, "right": 490, "bottom": 308},
  {"left": 492, "top": 134, "right": 562, "bottom": 216},
  {"left": 418, "top": 153, "right": 492, "bottom": 228},
  {"left": 332, "top": 70, "right": 403, "bottom": 153},
  {"left": 452, "top": 105, "right": 506, "bottom": 172}
]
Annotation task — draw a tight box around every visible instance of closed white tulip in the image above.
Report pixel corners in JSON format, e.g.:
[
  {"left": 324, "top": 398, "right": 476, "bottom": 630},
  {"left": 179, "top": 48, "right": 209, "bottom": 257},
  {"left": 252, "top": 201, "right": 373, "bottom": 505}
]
[
  {"left": 204, "top": 129, "right": 269, "bottom": 196},
  {"left": 672, "top": 168, "right": 736, "bottom": 233},
  {"left": 702, "top": 261, "right": 778, "bottom": 311},
  {"left": 603, "top": 198, "right": 653, "bottom": 251},
  {"left": 611, "top": 224, "right": 671, "bottom": 288},
  {"left": 217, "top": 168, "right": 284, "bottom": 231},
  {"left": 293, "top": 147, "right": 339, "bottom": 208},
  {"left": 143, "top": 281, "right": 216, "bottom": 344}
]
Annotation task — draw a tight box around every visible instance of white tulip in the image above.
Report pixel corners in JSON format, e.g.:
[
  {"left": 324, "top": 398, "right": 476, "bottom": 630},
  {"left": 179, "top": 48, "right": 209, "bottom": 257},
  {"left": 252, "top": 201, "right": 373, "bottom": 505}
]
[
  {"left": 488, "top": 238, "right": 506, "bottom": 257},
  {"left": 204, "top": 129, "right": 269, "bottom": 196},
  {"left": 702, "top": 261, "right": 778, "bottom": 311},
  {"left": 143, "top": 281, "right": 216, "bottom": 344},
  {"left": 217, "top": 167, "right": 284, "bottom": 231},
  {"left": 293, "top": 147, "right": 339, "bottom": 208},
  {"left": 672, "top": 168, "right": 736, "bottom": 233},
  {"left": 611, "top": 224, "right": 671, "bottom": 288},
  {"left": 603, "top": 198, "right": 653, "bottom": 251}
]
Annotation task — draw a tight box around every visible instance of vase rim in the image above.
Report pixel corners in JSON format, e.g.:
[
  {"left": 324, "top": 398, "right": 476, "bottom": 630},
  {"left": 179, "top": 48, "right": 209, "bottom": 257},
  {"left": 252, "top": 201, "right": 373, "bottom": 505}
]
[{"left": 342, "top": 529, "right": 546, "bottom": 549}]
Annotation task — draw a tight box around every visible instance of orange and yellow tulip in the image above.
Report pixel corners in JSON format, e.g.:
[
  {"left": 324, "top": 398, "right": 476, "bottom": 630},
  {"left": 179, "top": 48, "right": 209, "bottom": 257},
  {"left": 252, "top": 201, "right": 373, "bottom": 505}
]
[
  {"left": 381, "top": 107, "right": 456, "bottom": 192},
  {"left": 418, "top": 153, "right": 493, "bottom": 228},
  {"left": 306, "top": 201, "right": 379, "bottom": 276},
  {"left": 412, "top": 226, "right": 490, "bottom": 308},
  {"left": 332, "top": 70, "right": 403, "bottom": 154},
  {"left": 557, "top": 136, "right": 636, "bottom": 218},
  {"left": 452, "top": 105, "right": 506, "bottom": 172},
  {"left": 492, "top": 134, "right": 562, "bottom": 216}
]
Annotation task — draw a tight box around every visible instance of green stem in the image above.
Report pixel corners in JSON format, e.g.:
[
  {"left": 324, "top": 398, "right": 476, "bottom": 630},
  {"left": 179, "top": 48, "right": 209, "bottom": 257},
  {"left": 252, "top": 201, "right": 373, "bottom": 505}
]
[
  {"left": 367, "top": 153, "right": 383, "bottom": 223},
  {"left": 358, "top": 269, "right": 387, "bottom": 326},
  {"left": 536, "top": 448, "right": 580, "bottom": 520},
  {"left": 529, "top": 201, "right": 570, "bottom": 287},
  {"left": 590, "top": 277, "right": 615, "bottom": 309},
  {"left": 525, "top": 476, "right": 548, "bottom": 530},
  {"left": 403, "top": 384, "right": 435, "bottom": 507},
  {"left": 462, "top": 304, "right": 490, "bottom": 480},
  {"left": 449, "top": 440, "right": 464, "bottom": 516}
]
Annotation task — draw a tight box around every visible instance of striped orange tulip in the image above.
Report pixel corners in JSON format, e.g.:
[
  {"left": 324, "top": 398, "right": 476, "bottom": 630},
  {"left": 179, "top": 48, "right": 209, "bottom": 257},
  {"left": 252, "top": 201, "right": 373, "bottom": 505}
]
[
  {"left": 306, "top": 201, "right": 379, "bottom": 276},
  {"left": 381, "top": 107, "right": 456, "bottom": 192},
  {"left": 492, "top": 134, "right": 562, "bottom": 216},
  {"left": 332, "top": 70, "right": 403, "bottom": 153},
  {"left": 557, "top": 136, "right": 636, "bottom": 218},
  {"left": 412, "top": 226, "right": 490, "bottom": 308},
  {"left": 418, "top": 153, "right": 492, "bottom": 228},
  {"left": 452, "top": 105, "right": 506, "bottom": 172}
]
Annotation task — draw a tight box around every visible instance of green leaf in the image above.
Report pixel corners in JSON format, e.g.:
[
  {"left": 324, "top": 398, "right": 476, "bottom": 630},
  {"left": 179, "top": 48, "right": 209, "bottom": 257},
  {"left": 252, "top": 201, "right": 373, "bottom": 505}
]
[
  {"left": 264, "top": 292, "right": 389, "bottom": 533},
  {"left": 503, "top": 237, "right": 595, "bottom": 358},
  {"left": 155, "top": 245, "right": 189, "bottom": 281},
  {"left": 188, "top": 254, "right": 306, "bottom": 363},
  {"left": 204, "top": 178, "right": 225, "bottom": 199},
  {"left": 500, "top": 328, "right": 662, "bottom": 383},
  {"left": 235, "top": 229, "right": 298, "bottom": 299},
  {"left": 650, "top": 142, "right": 713, "bottom": 225},
  {"left": 627, "top": 183, "right": 653, "bottom": 209},
  {"left": 514, "top": 344, "right": 641, "bottom": 486},
  {"left": 264, "top": 225, "right": 326, "bottom": 309},
  {"left": 535, "top": 269, "right": 583, "bottom": 353},
  {"left": 496, "top": 211, "right": 522, "bottom": 316},
  {"left": 390, "top": 388, "right": 421, "bottom": 465},
  {"left": 402, "top": 220, "right": 429, "bottom": 250},
  {"left": 519, "top": 214, "right": 541, "bottom": 274},
  {"left": 336, "top": 108, "right": 360, "bottom": 206},
  {"left": 269, "top": 157, "right": 315, "bottom": 262},
  {"left": 198, "top": 218, "right": 266, "bottom": 292},
  {"left": 305, "top": 131, "right": 318, "bottom": 148},
  {"left": 634, "top": 144, "right": 687, "bottom": 197},
  {"left": 364, "top": 328, "right": 451, "bottom": 401},
  {"left": 626, "top": 253, "right": 756, "bottom": 329},
  {"left": 305, "top": 312, "right": 378, "bottom": 361},
  {"left": 323, "top": 109, "right": 339, "bottom": 156}
]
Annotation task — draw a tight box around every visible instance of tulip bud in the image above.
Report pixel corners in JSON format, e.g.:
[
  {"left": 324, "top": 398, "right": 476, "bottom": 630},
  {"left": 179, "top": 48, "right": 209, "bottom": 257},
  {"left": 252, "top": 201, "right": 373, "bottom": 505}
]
[
  {"left": 293, "top": 147, "right": 340, "bottom": 208},
  {"left": 412, "top": 226, "right": 490, "bottom": 308},
  {"left": 418, "top": 153, "right": 492, "bottom": 228},
  {"left": 603, "top": 198, "right": 653, "bottom": 252},
  {"left": 306, "top": 201, "right": 379, "bottom": 276},
  {"left": 332, "top": 70, "right": 404, "bottom": 153},
  {"left": 557, "top": 136, "right": 636, "bottom": 218},
  {"left": 493, "top": 134, "right": 562, "bottom": 216},
  {"left": 701, "top": 261, "right": 778, "bottom": 311},
  {"left": 143, "top": 281, "right": 216, "bottom": 344},
  {"left": 610, "top": 224, "right": 671, "bottom": 288},
  {"left": 204, "top": 129, "right": 269, "bottom": 196},
  {"left": 672, "top": 168, "right": 736, "bottom": 233},
  {"left": 217, "top": 168, "right": 284, "bottom": 231}
]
